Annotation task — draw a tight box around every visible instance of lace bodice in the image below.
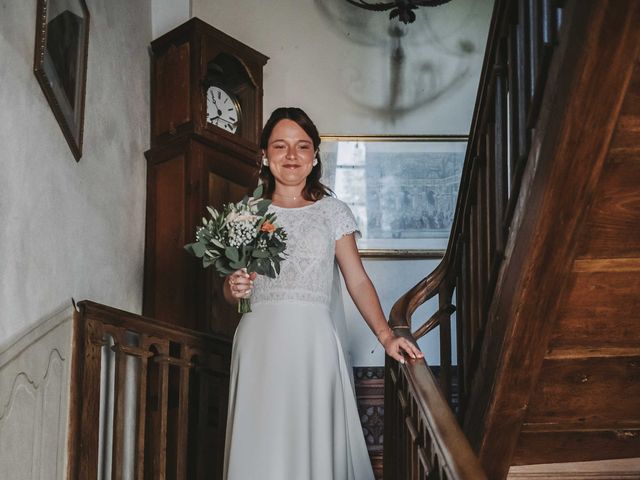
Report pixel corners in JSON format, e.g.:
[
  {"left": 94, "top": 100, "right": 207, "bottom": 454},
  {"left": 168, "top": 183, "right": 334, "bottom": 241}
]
[{"left": 251, "top": 197, "right": 360, "bottom": 308}]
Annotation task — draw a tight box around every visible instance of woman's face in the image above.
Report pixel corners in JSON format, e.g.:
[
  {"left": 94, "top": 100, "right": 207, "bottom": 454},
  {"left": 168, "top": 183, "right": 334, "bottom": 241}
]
[{"left": 263, "top": 119, "right": 316, "bottom": 190}]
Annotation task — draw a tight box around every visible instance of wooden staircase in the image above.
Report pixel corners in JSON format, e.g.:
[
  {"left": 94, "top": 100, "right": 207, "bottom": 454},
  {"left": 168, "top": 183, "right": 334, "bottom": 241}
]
[
  {"left": 63, "top": 3, "right": 640, "bottom": 479},
  {"left": 384, "top": 1, "right": 640, "bottom": 478}
]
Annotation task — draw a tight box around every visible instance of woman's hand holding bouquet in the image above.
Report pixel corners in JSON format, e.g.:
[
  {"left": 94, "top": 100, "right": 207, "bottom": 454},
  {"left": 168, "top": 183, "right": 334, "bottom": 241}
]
[{"left": 185, "top": 185, "right": 287, "bottom": 313}]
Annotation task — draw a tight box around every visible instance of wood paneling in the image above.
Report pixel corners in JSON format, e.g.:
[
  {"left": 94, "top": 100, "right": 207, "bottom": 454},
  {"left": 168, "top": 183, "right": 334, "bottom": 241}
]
[
  {"left": 509, "top": 32, "right": 640, "bottom": 469},
  {"left": 462, "top": 2, "right": 640, "bottom": 477},
  {"left": 508, "top": 458, "right": 640, "bottom": 479},
  {"left": 549, "top": 271, "right": 640, "bottom": 350},
  {"left": 524, "top": 357, "right": 640, "bottom": 426},
  {"left": 576, "top": 162, "right": 640, "bottom": 259},
  {"left": 511, "top": 430, "right": 640, "bottom": 466},
  {"left": 152, "top": 155, "right": 186, "bottom": 325},
  {"left": 153, "top": 42, "right": 190, "bottom": 137}
]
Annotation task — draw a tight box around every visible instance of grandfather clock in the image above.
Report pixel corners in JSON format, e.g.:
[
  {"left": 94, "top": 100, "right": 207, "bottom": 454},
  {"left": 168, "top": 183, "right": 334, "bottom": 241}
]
[{"left": 144, "top": 18, "right": 268, "bottom": 337}]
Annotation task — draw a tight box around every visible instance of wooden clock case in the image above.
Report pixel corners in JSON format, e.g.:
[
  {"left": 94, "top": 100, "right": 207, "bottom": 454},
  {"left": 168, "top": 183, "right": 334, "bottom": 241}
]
[{"left": 144, "top": 18, "right": 268, "bottom": 337}]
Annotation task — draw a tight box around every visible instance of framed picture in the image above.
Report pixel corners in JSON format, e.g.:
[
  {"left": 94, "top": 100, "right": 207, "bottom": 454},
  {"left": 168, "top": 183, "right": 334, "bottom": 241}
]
[
  {"left": 320, "top": 136, "right": 467, "bottom": 257},
  {"left": 34, "top": 0, "right": 90, "bottom": 161}
]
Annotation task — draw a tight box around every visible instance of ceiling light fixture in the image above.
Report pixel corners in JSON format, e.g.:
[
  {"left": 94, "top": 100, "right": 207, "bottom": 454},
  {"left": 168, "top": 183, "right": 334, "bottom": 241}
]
[{"left": 344, "top": 0, "right": 453, "bottom": 25}]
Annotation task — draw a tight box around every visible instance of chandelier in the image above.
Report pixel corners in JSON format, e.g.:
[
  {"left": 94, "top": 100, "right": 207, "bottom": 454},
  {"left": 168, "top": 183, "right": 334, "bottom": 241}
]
[{"left": 344, "top": 0, "right": 453, "bottom": 24}]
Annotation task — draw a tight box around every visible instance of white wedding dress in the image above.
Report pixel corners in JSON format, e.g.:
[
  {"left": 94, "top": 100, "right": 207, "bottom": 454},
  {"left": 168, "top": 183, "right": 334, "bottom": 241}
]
[{"left": 223, "top": 196, "right": 375, "bottom": 480}]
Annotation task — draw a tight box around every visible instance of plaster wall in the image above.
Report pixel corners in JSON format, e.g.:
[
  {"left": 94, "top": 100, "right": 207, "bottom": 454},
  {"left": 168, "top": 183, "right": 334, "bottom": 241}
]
[
  {"left": 343, "top": 258, "right": 450, "bottom": 366},
  {"left": 152, "top": 0, "right": 190, "bottom": 38},
  {"left": 191, "top": 0, "right": 493, "bottom": 135},
  {"left": 0, "top": 0, "right": 151, "bottom": 343}
]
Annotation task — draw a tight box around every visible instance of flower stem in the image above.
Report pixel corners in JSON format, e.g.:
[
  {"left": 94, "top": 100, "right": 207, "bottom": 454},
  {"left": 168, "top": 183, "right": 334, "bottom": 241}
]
[{"left": 238, "top": 298, "right": 252, "bottom": 314}]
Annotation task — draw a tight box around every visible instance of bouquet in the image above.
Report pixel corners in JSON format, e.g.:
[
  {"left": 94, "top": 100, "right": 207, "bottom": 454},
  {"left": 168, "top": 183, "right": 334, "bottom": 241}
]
[{"left": 185, "top": 185, "right": 287, "bottom": 313}]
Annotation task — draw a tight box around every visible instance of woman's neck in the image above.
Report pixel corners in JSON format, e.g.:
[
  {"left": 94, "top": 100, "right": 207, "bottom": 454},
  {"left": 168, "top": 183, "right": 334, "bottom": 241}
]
[{"left": 271, "top": 187, "right": 312, "bottom": 207}]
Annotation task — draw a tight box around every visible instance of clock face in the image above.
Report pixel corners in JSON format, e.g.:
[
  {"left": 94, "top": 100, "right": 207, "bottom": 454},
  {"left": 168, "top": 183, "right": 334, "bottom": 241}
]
[{"left": 206, "top": 86, "right": 241, "bottom": 134}]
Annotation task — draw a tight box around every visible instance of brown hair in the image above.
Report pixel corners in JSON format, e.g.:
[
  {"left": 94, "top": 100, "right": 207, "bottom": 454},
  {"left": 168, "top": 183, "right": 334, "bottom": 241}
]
[{"left": 259, "top": 107, "right": 333, "bottom": 201}]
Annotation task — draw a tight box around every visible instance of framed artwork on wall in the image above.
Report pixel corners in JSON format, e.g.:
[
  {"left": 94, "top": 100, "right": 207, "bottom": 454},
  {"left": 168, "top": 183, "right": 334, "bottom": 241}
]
[
  {"left": 34, "top": 0, "right": 90, "bottom": 161},
  {"left": 320, "top": 136, "right": 467, "bottom": 257}
]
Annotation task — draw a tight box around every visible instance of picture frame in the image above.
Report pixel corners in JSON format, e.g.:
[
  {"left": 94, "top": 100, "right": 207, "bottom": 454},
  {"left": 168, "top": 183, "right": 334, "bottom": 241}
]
[
  {"left": 320, "top": 136, "right": 467, "bottom": 258},
  {"left": 34, "top": 0, "right": 90, "bottom": 161}
]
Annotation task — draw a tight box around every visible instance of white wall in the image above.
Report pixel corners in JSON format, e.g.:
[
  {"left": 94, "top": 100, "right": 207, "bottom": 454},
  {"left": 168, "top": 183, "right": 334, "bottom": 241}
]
[
  {"left": 343, "top": 258, "right": 450, "bottom": 366},
  {"left": 0, "top": 0, "right": 151, "bottom": 343},
  {"left": 192, "top": 0, "right": 493, "bottom": 135},
  {"left": 152, "top": 0, "right": 190, "bottom": 38},
  {"left": 191, "top": 0, "right": 493, "bottom": 366}
]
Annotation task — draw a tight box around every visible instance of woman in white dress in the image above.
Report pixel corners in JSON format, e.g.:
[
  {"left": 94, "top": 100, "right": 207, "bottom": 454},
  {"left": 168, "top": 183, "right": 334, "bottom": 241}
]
[{"left": 222, "top": 107, "right": 424, "bottom": 480}]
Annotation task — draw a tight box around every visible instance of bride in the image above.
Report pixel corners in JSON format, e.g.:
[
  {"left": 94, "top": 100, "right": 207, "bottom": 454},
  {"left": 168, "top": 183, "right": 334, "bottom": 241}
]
[{"left": 222, "top": 107, "right": 423, "bottom": 480}]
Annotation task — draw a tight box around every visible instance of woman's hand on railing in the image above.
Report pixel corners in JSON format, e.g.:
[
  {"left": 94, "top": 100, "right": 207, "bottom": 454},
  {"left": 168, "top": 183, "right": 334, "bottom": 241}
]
[
  {"left": 224, "top": 268, "right": 257, "bottom": 304},
  {"left": 378, "top": 327, "right": 424, "bottom": 364}
]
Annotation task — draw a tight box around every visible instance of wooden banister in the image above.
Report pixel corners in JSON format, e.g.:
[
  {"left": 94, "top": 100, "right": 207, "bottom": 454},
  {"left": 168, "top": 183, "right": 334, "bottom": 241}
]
[
  {"left": 384, "top": 331, "right": 487, "bottom": 480},
  {"left": 385, "top": 0, "right": 568, "bottom": 478},
  {"left": 67, "top": 300, "right": 231, "bottom": 480}
]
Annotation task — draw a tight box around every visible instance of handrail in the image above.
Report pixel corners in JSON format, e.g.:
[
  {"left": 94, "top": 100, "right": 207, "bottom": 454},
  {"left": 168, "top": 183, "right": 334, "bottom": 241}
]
[
  {"left": 384, "top": 330, "right": 487, "bottom": 480},
  {"left": 67, "top": 300, "right": 231, "bottom": 480},
  {"left": 385, "top": 0, "right": 567, "bottom": 478}
]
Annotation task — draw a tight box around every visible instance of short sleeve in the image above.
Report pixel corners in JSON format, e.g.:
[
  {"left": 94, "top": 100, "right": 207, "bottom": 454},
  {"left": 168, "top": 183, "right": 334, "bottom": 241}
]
[{"left": 331, "top": 199, "right": 361, "bottom": 240}]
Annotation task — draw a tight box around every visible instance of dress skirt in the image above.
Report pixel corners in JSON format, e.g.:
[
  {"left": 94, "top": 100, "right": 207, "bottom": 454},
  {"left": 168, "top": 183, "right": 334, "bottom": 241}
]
[{"left": 223, "top": 302, "right": 375, "bottom": 480}]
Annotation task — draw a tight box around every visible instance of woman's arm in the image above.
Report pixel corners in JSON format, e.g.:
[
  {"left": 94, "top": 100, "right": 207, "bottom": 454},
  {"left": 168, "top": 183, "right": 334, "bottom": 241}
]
[{"left": 335, "top": 234, "right": 423, "bottom": 364}]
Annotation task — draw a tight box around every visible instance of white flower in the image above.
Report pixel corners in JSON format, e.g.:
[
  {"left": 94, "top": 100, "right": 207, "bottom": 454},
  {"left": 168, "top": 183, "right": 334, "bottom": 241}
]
[
  {"left": 225, "top": 210, "right": 259, "bottom": 225},
  {"left": 228, "top": 219, "right": 258, "bottom": 247}
]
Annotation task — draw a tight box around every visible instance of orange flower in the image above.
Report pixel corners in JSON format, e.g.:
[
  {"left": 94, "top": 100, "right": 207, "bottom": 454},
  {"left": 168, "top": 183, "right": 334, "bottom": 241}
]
[{"left": 260, "top": 221, "right": 276, "bottom": 233}]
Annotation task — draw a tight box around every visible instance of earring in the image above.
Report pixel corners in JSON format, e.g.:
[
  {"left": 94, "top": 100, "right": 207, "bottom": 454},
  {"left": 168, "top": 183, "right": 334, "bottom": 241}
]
[
  {"left": 262, "top": 157, "right": 269, "bottom": 167},
  {"left": 312, "top": 158, "right": 318, "bottom": 167}
]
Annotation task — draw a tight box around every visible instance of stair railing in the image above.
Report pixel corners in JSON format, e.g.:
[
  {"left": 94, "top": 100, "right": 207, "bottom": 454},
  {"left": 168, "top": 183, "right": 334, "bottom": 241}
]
[
  {"left": 67, "top": 300, "right": 231, "bottom": 480},
  {"left": 384, "top": 0, "right": 566, "bottom": 478}
]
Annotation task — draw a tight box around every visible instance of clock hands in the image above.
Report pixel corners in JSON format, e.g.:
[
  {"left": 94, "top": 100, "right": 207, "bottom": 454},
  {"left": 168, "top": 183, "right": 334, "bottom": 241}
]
[
  {"left": 207, "top": 88, "right": 238, "bottom": 132},
  {"left": 208, "top": 115, "right": 238, "bottom": 132},
  {"left": 209, "top": 92, "right": 223, "bottom": 117},
  {"left": 217, "top": 117, "right": 237, "bottom": 128}
]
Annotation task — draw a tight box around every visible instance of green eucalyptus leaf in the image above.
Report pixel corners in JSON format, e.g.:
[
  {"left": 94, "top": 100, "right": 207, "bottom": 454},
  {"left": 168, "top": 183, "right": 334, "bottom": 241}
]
[
  {"left": 225, "top": 246, "right": 240, "bottom": 262},
  {"left": 239, "top": 245, "right": 249, "bottom": 264},
  {"left": 210, "top": 238, "right": 225, "bottom": 249},
  {"left": 253, "top": 258, "right": 267, "bottom": 275},
  {"left": 256, "top": 199, "right": 271, "bottom": 212},
  {"left": 230, "top": 260, "right": 245, "bottom": 270},
  {"left": 266, "top": 260, "right": 276, "bottom": 278},
  {"left": 215, "top": 257, "right": 229, "bottom": 271},
  {"left": 190, "top": 242, "right": 207, "bottom": 258},
  {"left": 252, "top": 184, "right": 264, "bottom": 199}
]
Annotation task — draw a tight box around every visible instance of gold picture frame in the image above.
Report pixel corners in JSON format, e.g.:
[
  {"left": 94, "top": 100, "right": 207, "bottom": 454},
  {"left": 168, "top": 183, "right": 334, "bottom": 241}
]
[{"left": 320, "top": 135, "right": 467, "bottom": 258}]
